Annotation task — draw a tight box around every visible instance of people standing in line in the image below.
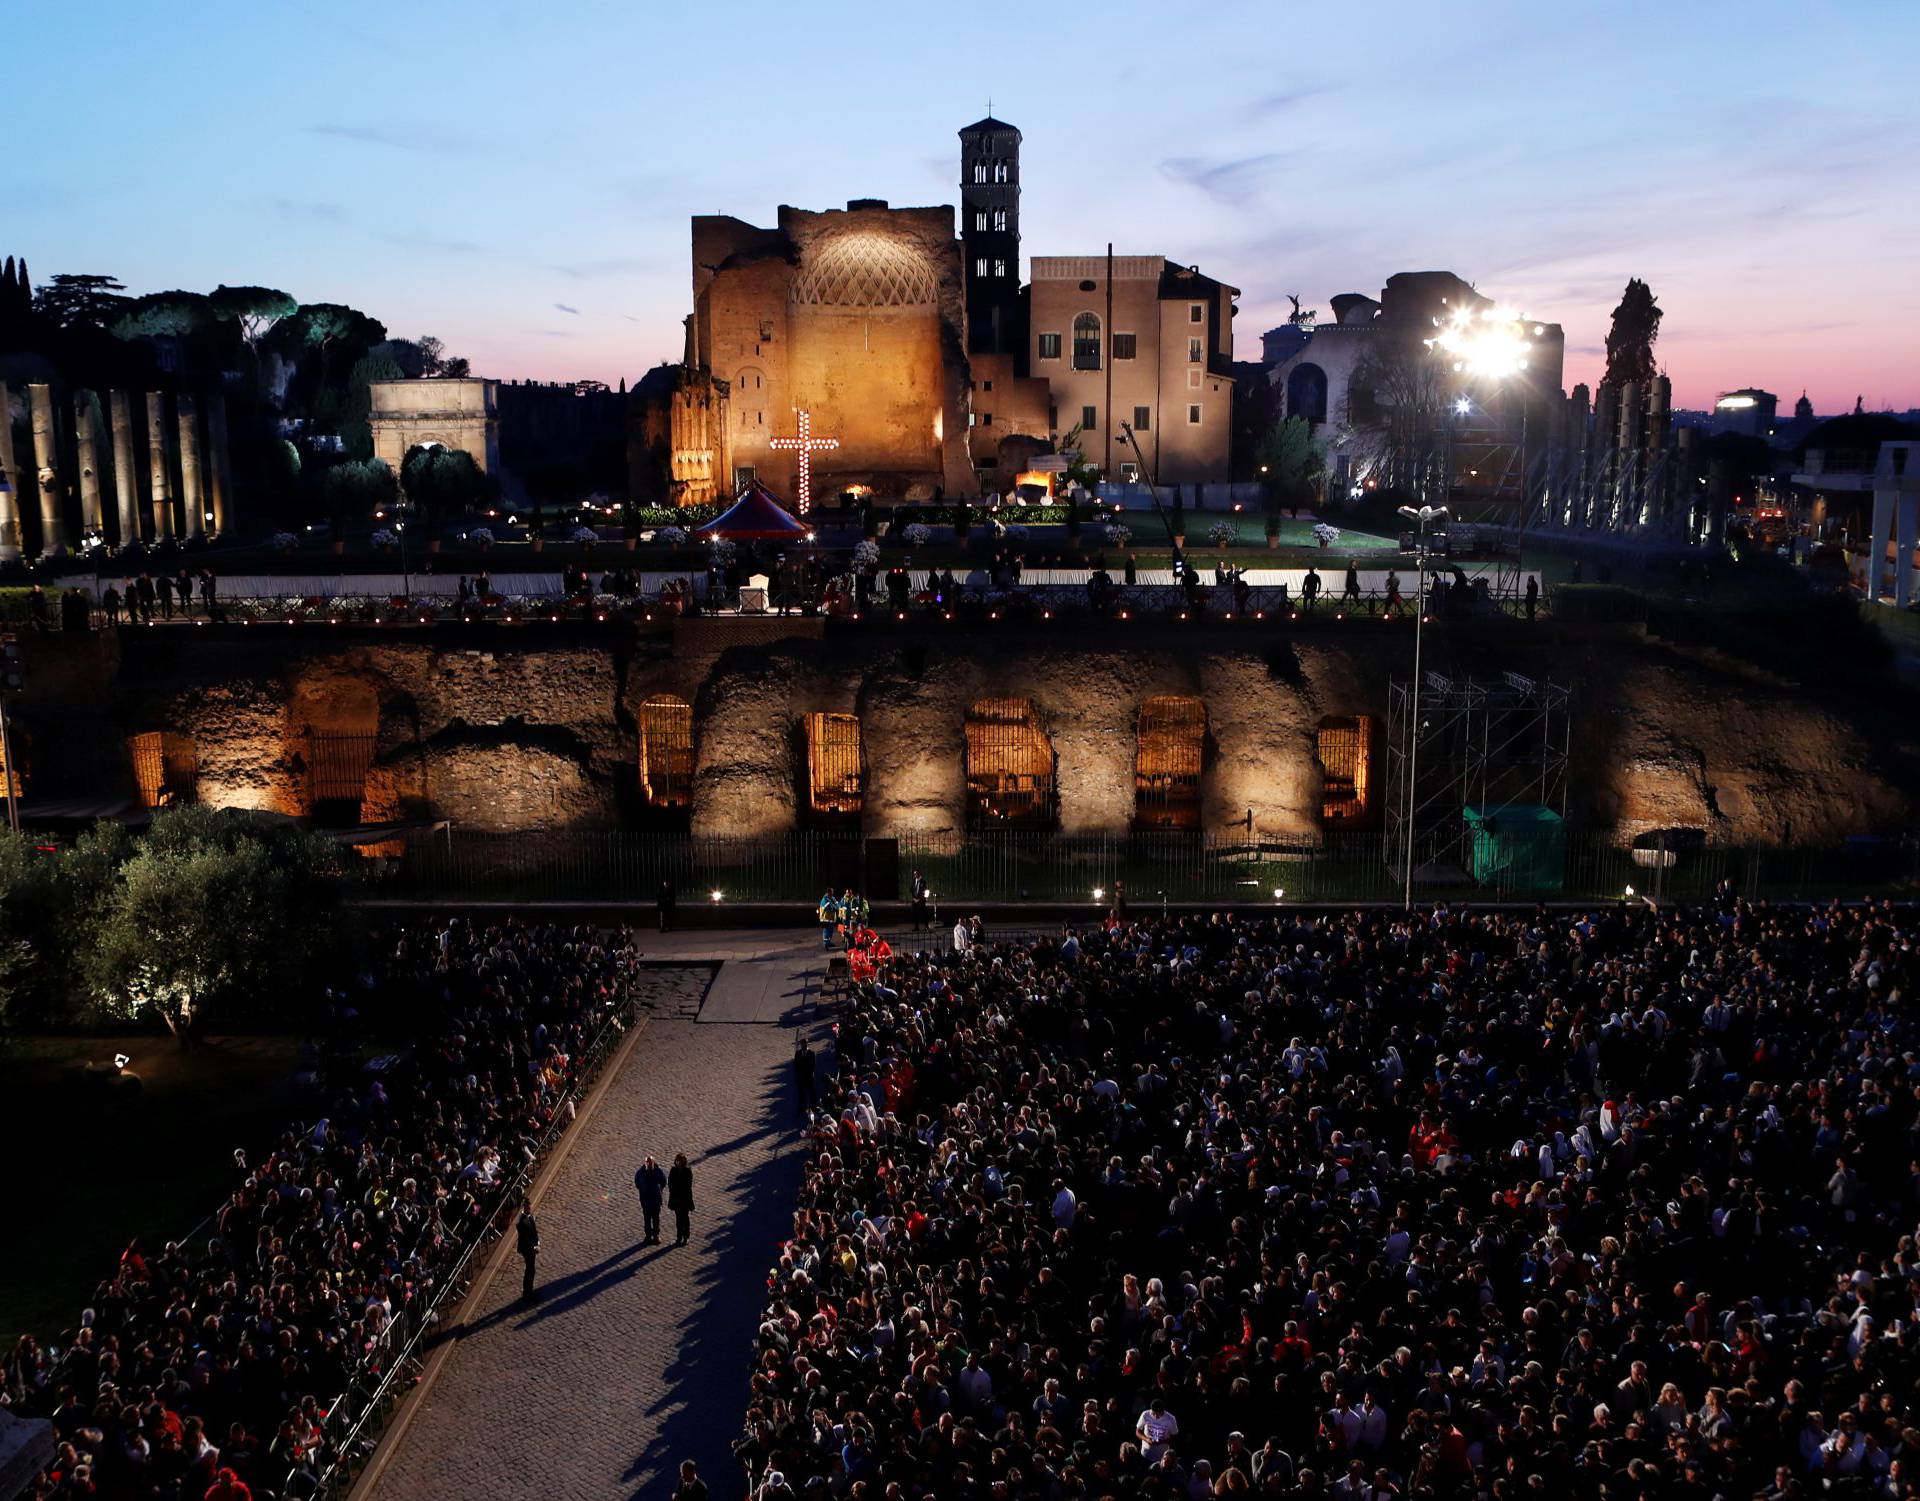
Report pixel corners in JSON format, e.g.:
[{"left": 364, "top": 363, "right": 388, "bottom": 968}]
[
  {"left": 515, "top": 1196, "right": 540, "bottom": 1299},
  {"left": 667, "top": 1153, "right": 694, "bottom": 1245},
  {"left": 634, "top": 1155, "right": 666, "bottom": 1244},
  {"left": 817, "top": 887, "right": 839, "bottom": 949},
  {"left": 656, "top": 877, "right": 676, "bottom": 934},
  {"left": 176, "top": 568, "right": 195, "bottom": 619},
  {"left": 155, "top": 572, "right": 173, "bottom": 620},
  {"left": 909, "top": 869, "right": 929, "bottom": 932},
  {"left": 102, "top": 584, "right": 123, "bottom": 628},
  {"left": 136, "top": 572, "right": 156, "bottom": 623},
  {"left": 200, "top": 570, "right": 218, "bottom": 622},
  {"left": 793, "top": 1036, "right": 817, "bottom": 1124}
]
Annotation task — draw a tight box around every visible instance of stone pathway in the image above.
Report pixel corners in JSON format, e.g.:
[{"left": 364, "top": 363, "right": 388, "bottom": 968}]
[{"left": 358, "top": 940, "right": 824, "bottom": 1501}]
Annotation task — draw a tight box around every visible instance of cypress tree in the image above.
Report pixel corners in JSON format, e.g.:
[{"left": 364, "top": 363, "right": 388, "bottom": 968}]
[{"left": 15, "top": 258, "right": 29, "bottom": 313}]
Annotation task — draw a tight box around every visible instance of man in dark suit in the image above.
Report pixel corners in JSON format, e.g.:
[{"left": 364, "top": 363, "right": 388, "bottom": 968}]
[
  {"left": 635, "top": 1155, "right": 667, "bottom": 1244},
  {"left": 516, "top": 1197, "right": 540, "bottom": 1299},
  {"left": 667, "top": 1154, "right": 695, "bottom": 1245}
]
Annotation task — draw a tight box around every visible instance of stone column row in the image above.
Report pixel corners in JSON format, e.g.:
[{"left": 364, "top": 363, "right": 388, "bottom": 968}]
[{"left": 0, "top": 384, "right": 236, "bottom": 559}]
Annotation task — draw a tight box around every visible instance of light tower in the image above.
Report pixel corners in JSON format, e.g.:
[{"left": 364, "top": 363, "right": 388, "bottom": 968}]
[{"left": 958, "top": 114, "right": 1023, "bottom": 356}]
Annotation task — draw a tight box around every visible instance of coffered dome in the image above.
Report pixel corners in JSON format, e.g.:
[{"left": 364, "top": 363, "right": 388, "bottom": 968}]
[{"left": 791, "top": 233, "right": 938, "bottom": 309}]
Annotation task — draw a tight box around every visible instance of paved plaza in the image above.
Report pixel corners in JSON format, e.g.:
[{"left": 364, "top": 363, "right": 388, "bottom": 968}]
[{"left": 358, "top": 935, "right": 827, "bottom": 1501}]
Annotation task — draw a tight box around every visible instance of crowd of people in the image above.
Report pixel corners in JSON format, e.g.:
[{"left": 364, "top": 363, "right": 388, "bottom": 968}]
[
  {"left": 5, "top": 919, "right": 643, "bottom": 1501},
  {"left": 739, "top": 897, "right": 1920, "bottom": 1501}
]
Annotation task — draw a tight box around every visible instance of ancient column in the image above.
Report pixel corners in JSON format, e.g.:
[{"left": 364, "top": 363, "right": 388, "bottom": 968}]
[
  {"left": 0, "top": 381, "right": 20, "bottom": 560},
  {"left": 28, "top": 383, "right": 66, "bottom": 556},
  {"left": 177, "top": 395, "right": 205, "bottom": 540},
  {"left": 146, "top": 392, "right": 174, "bottom": 540},
  {"left": 109, "top": 391, "right": 141, "bottom": 546},
  {"left": 206, "top": 393, "right": 234, "bottom": 534},
  {"left": 74, "top": 390, "right": 104, "bottom": 537}
]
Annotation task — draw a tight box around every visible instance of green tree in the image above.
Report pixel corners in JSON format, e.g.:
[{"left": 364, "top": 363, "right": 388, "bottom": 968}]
[
  {"left": 1602, "top": 278, "right": 1662, "bottom": 390},
  {"left": 34, "top": 273, "right": 131, "bottom": 330},
  {"left": 0, "top": 833, "right": 63, "bottom": 1035},
  {"left": 1258, "top": 415, "right": 1326, "bottom": 532},
  {"left": 401, "top": 445, "right": 488, "bottom": 524},
  {"left": 325, "top": 457, "right": 397, "bottom": 530},
  {"left": 275, "top": 302, "right": 389, "bottom": 417},
  {"left": 342, "top": 350, "right": 406, "bottom": 458},
  {"left": 85, "top": 808, "right": 344, "bottom": 1037},
  {"left": 113, "top": 290, "right": 215, "bottom": 341}
]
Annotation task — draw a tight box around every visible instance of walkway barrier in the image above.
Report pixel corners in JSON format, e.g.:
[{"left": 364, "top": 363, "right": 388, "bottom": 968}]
[{"left": 368, "top": 829, "right": 1920, "bottom": 907}]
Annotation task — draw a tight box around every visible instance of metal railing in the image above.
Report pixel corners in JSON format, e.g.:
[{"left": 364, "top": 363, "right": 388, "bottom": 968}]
[{"left": 365, "top": 828, "right": 1920, "bottom": 907}]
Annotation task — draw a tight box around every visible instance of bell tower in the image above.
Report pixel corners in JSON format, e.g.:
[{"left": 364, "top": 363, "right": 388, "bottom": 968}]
[{"left": 959, "top": 114, "right": 1022, "bottom": 357}]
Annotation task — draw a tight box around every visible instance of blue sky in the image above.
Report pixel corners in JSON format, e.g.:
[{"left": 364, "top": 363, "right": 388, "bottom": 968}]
[{"left": 8, "top": 0, "right": 1916, "bottom": 411}]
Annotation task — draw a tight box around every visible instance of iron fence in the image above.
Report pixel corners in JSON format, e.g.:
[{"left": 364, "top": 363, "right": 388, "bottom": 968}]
[{"left": 366, "top": 828, "right": 1920, "bottom": 906}]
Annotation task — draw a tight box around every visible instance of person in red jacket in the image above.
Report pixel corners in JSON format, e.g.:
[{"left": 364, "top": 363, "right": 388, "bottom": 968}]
[{"left": 204, "top": 1468, "right": 252, "bottom": 1501}]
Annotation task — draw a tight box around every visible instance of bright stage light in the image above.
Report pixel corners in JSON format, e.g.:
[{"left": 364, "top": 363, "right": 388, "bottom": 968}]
[{"left": 1427, "top": 303, "right": 1542, "bottom": 381}]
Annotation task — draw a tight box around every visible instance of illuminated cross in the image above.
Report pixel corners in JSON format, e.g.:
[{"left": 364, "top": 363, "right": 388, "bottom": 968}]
[{"left": 769, "top": 408, "right": 839, "bottom": 515}]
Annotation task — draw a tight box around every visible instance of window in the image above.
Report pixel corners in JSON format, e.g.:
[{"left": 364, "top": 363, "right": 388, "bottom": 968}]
[
  {"left": 974, "top": 210, "right": 988, "bottom": 231},
  {"left": 1038, "top": 332, "right": 1062, "bottom": 360},
  {"left": 1082, "top": 404, "right": 1097, "bottom": 431},
  {"left": 1189, "top": 303, "right": 1204, "bottom": 323},
  {"left": 993, "top": 259, "right": 1007, "bottom": 277},
  {"left": 1119, "top": 461, "right": 1139, "bottom": 481},
  {"left": 1072, "top": 312, "right": 1101, "bottom": 370},
  {"left": 759, "top": 321, "right": 774, "bottom": 342},
  {"left": 1112, "top": 332, "right": 1137, "bottom": 360},
  {"left": 972, "top": 162, "right": 988, "bottom": 184},
  {"left": 983, "top": 379, "right": 993, "bottom": 391},
  {"left": 993, "top": 161, "right": 1009, "bottom": 183},
  {"left": 991, "top": 209, "right": 1008, "bottom": 231},
  {"left": 1188, "top": 404, "right": 1202, "bottom": 425},
  {"left": 1187, "top": 368, "right": 1202, "bottom": 389},
  {"left": 1048, "top": 402, "right": 1058, "bottom": 431},
  {"left": 1133, "top": 405, "right": 1151, "bottom": 431},
  {"left": 1188, "top": 336, "right": 1203, "bottom": 362},
  {"left": 980, "top": 412, "right": 993, "bottom": 426},
  {"left": 974, "top": 257, "right": 989, "bottom": 278}
]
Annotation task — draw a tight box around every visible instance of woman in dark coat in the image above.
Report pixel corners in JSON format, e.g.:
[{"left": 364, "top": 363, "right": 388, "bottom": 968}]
[{"left": 667, "top": 1153, "right": 695, "bottom": 1245}]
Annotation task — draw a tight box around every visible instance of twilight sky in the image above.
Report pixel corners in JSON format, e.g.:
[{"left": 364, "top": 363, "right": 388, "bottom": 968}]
[{"left": 8, "top": 0, "right": 1916, "bottom": 413}]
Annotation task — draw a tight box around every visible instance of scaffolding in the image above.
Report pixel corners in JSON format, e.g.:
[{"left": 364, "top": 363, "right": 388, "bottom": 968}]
[
  {"left": 1384, "top": 672, "right": 1571, "bottom": 886},
  {"left": 1135, "top": 696, "right": 1206, "bottom": 830}
]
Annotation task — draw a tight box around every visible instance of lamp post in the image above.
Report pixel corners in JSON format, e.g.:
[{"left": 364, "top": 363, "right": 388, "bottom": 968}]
[{"left": 1396, "top": 502, "right": 1448, "bottom": 910}]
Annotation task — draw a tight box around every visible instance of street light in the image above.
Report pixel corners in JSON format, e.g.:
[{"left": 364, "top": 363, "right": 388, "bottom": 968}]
[{"left": 1396, "top": 503, "right": 1448, "bottom": 910}]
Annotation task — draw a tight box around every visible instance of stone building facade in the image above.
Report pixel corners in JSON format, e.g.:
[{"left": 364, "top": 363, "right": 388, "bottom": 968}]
[
  {"left": 691, "top": 201, "right": 975, "bottom": 505},
  {"left": 1028, "top": 256, "right": 1239, "bottom": 485}
]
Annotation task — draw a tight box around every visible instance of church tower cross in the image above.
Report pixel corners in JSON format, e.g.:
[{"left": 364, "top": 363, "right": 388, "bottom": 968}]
[{"left": 769, "top": 408, "right": 839, "bottom": 515}]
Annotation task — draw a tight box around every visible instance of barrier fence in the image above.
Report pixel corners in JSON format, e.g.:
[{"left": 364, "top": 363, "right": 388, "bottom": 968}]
[{"left": 367, "top": 828, "right": 1919, "bottom": 907}]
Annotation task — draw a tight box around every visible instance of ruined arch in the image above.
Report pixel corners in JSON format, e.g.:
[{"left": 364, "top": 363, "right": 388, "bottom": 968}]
[
  {"left": 1135, "top": 696, "right": 1207, "bottom": 830},
  {"left": 803, "top": 711, "right": 866, "bottom": 826},
  {"left": 128, "top": 730, "right": 199, "bottom": 808},
  {"left": 638, "top": 695, "right": 695, "bottom": 814},
  {"left": 964, "top": 697, "right": 1056, "bottom": 829}
]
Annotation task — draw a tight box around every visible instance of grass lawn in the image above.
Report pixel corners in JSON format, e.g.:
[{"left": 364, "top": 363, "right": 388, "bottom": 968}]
[{"left": 0, "top": 1034, "right": 311, "bottom": 1344}]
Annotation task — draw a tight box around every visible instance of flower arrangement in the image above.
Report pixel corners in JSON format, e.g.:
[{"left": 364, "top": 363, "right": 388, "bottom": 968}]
[
  {"left": 468, "top": 527, "right": 494, "bottom": 546},
  {"left": 568, "top": 525, "right": 599, "bottom": 544},
  {"left": 270, "top": 531, "right": 299, "bottom": 553},
  {"left": 708, "top": 537, "right": 738, "bottom": 566},
  {"left": 902, "top": 522, "right": 932, "bottom": 547},
  {"left": 1313, "top": 522, "right": 1342, "bottom": 547},
  {"left": 852, "top": 539, "right": 882, "bottom": 572},
  {"left": 655, "top": 526, "right": 690, "bottom": 547},
  {"left": 1208, "top": 521, "right": 1237, "bottom": 547},
  {"left": 370, "top": 528, "right": 397, "bottom": 548},
  {"left": 1105, "top": 523, "right": 1132, "bottom": 547}
]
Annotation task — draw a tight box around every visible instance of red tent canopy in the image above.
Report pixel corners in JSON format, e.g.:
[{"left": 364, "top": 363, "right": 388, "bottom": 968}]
[{"left": 692, "top": 483, "right": 812, "bottom": 541}]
